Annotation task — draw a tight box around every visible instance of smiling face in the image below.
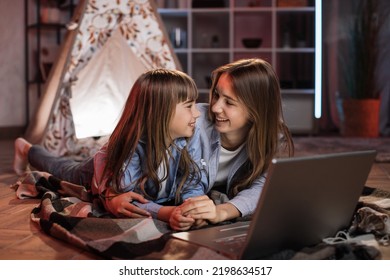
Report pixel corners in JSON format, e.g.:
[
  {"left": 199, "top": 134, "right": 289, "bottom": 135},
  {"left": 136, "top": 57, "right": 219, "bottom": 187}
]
[
  {"left": 169, "top": 99, "right": 200, "bottom": 140},
  {"left": 210, "top": 73, "right": 251, "bottom": 149}
]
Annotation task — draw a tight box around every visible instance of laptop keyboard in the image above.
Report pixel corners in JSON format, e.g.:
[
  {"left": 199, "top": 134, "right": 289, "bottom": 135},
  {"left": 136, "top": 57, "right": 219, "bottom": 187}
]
[{"left": 214, "top": 233, "right": 247, "bottom": 250}]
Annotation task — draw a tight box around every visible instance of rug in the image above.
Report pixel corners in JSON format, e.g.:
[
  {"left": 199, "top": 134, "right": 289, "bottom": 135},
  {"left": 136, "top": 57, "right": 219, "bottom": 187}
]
[{"left": 293, "top": 137, "right": 390, "bottom": 162}]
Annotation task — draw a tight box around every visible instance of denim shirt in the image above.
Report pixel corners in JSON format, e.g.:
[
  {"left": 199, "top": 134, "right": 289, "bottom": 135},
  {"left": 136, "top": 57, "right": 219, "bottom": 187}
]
[
  {"left": 195, "top": 103, "right": 266, "bottom": 217},
  {"left": 92, "top": 134, "right": 208, "bottom": 218}
]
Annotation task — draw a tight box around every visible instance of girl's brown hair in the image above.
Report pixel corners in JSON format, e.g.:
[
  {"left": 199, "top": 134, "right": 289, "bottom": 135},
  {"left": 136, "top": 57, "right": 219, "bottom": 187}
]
[
  {"left": 103, "top": 69, "right": 200, "bottom": 203},
  {"left": 209, "top": 58, "right": 294, "bottom": 197}
]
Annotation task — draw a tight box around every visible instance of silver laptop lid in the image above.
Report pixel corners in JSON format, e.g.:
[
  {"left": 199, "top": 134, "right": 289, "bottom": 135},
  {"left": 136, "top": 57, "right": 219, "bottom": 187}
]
[{"left": 240, "top": 150, "right": 376, "bottom": 259}]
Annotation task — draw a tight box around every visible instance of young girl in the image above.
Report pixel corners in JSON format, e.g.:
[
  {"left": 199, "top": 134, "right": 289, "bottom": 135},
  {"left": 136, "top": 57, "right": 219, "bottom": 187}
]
[
  {"left": 170, "top": 58, "right": 294, "bottom": 230},
  {"left": 14, "top": 69, "right": 207, "bottom": 222}
]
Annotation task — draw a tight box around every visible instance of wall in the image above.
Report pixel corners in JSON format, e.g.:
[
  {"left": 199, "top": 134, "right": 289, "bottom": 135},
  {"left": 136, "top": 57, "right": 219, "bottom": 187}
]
[
  {"left": 0, "top": 0, "right": 25, "bottom": 138},
  {"left": 0, "top": 1, "right": 389, "bottom": 138}
]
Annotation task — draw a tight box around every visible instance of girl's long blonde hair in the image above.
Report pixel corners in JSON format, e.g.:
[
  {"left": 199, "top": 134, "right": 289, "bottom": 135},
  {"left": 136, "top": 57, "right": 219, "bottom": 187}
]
[
  {"left": 103, "top": 69, "right": 200, "bottom": 202},
  {"left": 209, "top": 58, "right": 294, "bottom": 197}
]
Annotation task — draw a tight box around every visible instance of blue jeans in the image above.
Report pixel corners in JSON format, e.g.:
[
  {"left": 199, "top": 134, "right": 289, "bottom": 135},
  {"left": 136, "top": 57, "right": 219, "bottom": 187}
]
[{"left": 28, "top": 145, "right": 94, "bottom": 187}]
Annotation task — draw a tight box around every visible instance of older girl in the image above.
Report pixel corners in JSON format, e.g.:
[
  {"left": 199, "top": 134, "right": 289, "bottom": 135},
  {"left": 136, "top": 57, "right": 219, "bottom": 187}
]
[{"left": 171, "top": 58, "right": 294, "bottom": 229}]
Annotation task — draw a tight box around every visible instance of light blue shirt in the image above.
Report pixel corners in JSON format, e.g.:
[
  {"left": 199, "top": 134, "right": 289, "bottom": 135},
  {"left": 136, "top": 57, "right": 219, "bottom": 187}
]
[{"left": 93, "top": 135, "right": 208, "bottom": 218}]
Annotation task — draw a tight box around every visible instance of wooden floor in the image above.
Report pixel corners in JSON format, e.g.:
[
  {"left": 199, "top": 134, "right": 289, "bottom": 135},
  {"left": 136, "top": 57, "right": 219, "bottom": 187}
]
[
  {"left": 1, "top": 138, "right": 390, "bottom": 260},
  {"left": 0, "top": 139, "right": 100, "bottom": 260}
]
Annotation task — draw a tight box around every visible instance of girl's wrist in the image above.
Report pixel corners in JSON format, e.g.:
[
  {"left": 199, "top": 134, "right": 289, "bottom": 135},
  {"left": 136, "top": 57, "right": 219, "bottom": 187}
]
[
  {"left": 207, "top": 207, "right": 223, "bottom": 224},
  {"left": 212, "top": 203, "right": 240, "bottom": 224},
  {"left": 157, "top": 206, "right": 176, "bottom": 222}
]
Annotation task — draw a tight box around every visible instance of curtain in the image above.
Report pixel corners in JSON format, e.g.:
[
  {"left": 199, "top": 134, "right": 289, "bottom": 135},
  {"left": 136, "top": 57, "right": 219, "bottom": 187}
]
[{"left": 319, "top": 0, "right": 340, "bottom": 133}]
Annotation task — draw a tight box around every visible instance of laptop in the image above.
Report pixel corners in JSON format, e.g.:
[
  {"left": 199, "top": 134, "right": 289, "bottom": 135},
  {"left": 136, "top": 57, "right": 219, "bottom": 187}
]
[{"left": 171, "top": 150, "right": 377, "bottom": 259}]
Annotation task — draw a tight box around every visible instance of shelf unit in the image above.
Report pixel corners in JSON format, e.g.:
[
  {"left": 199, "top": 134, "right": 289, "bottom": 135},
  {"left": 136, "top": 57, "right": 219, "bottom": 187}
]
[
  {"left": 157, "top": 0, "right": 321, "bottom": 133},
  {"left": 24, "top": 0, "right": 76, "bottom": 123}
]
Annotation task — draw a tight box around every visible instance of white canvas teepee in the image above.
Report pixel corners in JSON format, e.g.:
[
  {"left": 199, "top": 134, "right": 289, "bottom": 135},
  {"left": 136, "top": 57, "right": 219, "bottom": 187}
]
[
  {"left": 25, "top": 0, "right": 179, "bottom": 158},
  {"left": 69, "top": 28, "right": 149, "bottom": 139}
]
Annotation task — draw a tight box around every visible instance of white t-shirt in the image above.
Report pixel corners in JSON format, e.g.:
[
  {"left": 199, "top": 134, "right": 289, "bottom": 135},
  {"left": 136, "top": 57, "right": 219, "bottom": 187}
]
[{"left": 214, "top": 144, "right": 245, "bottom": 187}]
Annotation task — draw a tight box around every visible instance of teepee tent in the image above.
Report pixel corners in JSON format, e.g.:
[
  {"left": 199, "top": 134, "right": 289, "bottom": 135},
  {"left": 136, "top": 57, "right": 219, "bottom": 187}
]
[{"left": 25, "top": 0, "right": 180, "bottom": 158}]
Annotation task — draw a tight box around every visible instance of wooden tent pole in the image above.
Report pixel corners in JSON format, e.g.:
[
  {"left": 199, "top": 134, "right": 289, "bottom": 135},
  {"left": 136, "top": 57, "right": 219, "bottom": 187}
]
[{"left": 25, "top": 0, "right": 88, "bottom": 143}]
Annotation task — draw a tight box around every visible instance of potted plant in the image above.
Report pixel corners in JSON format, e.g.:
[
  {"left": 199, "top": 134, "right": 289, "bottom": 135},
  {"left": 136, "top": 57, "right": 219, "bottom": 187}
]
[{"left": 338, "top": 0, "right": 387, "bottom": 137}]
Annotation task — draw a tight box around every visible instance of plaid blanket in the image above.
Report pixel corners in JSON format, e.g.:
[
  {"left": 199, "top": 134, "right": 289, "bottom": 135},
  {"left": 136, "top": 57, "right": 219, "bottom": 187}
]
[{"left": 11, "top": 171, "right": 390, "bottom": 260}]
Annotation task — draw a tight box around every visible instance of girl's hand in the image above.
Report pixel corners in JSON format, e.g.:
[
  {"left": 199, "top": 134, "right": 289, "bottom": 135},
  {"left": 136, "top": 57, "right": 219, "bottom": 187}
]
[
  {"left": 180, "top": 195, "right": 241, "bottom": 224},
  {"left": 179, "top": 195, "right": 218, "bottom": 223},
  {"left": 191, "top": 218, "right": 209, "bottom": 229},
  {"left": 105, "top": 190, "right": 151, "bottom": 218},
  {"left": 169, "top": 207, "right": 195, "bottom": 231}
]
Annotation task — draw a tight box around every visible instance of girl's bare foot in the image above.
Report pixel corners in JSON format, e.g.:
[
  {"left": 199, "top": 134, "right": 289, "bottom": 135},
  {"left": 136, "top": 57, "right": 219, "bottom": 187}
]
[{"left": 13, "top": 137, "right": 32, "bottom": 175}]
